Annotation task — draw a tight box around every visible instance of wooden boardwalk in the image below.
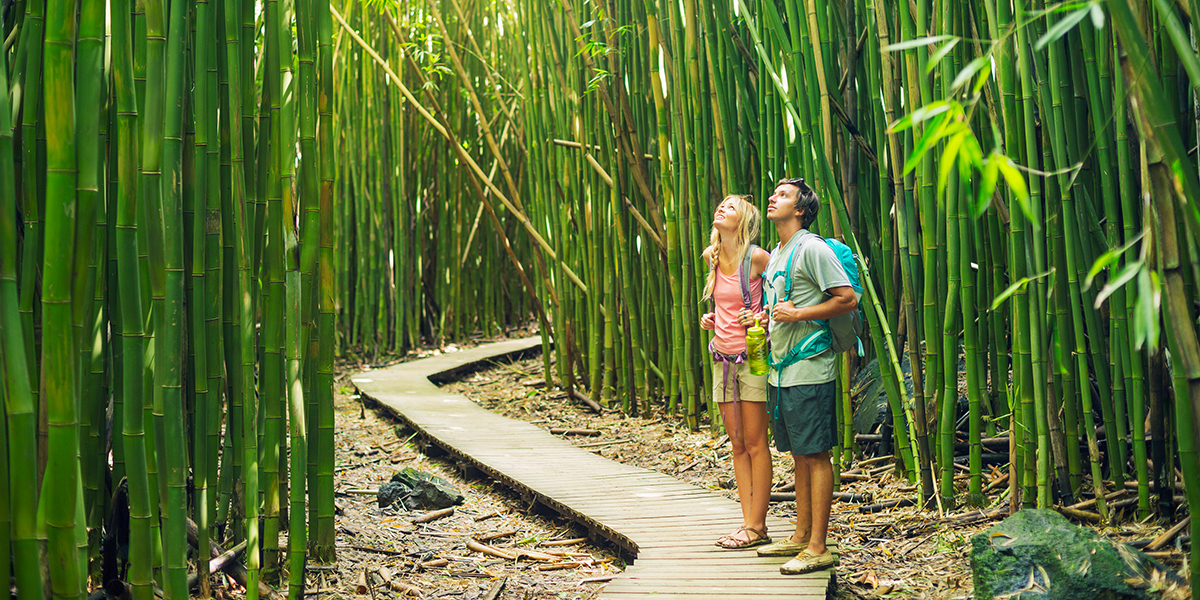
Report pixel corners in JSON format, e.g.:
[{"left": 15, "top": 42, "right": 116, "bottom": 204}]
[{"left": 353, "top": 337, "right": 835, "bottom": 599}]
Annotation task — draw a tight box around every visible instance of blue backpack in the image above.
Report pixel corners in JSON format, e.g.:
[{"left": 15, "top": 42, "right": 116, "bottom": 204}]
[{"left": 769, "top": 232, "right": 864, "bottom": 371}]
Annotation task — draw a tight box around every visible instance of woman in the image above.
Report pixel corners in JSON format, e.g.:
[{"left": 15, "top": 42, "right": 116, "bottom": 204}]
[{"left": 699, "top": 194, "right": 773, "bottom": 549}]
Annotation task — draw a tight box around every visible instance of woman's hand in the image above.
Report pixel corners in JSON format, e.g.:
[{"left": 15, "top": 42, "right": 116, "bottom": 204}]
[
  {"left": 700, "top": 312, "right": 716, "bottom": 330},
  {"left": 753, "top": 310, "right": 769, "bottom": 327},
  {"left": 735, "top": 308, "right": 757, "bottom": 327},
  {"left": 770, "top": 301, "right": 803, "bottom": 323}
]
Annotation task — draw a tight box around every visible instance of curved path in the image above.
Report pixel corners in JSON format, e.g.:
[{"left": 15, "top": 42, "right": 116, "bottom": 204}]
[{"left": 353, "top": 337, "right": 835, "bottom": 599}]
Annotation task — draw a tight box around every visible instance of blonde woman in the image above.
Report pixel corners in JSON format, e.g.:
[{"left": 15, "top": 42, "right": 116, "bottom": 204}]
[{"left": 699, "top": 194, "right": 773, "bottom": 549}]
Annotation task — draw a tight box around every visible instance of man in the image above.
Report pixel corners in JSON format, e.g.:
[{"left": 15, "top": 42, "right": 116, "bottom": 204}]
[{"left": 755, "top": 177, "right": 857, "bottom": 575}]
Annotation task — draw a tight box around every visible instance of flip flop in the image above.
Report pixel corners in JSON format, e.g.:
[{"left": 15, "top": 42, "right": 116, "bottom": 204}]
[{"left": 716, "top": 526, "right": 772, "bottom": 550}]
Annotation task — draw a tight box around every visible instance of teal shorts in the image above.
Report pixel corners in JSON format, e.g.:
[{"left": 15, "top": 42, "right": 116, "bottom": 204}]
[{"left": 767, "top": 382, "right": 836, "bottom": 456}]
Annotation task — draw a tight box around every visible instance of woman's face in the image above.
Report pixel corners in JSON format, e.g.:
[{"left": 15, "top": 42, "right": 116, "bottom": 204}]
[{"left": 713, "top": 199, "right": 741, "bottom": 233}]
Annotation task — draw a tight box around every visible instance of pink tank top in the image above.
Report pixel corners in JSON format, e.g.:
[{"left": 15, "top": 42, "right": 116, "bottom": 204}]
[{"left": 712, "top": 265, "right": 764, "bottom": 355}]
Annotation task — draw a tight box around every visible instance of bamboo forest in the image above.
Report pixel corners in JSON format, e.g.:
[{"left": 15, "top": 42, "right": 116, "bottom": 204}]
[{"left": 6, "top": 0, "right": 1200, "bottom": 594}]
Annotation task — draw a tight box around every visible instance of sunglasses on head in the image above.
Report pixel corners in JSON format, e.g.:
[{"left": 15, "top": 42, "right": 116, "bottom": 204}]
[{"left": 779, "top": 177, "right": 813, "bottom": 194}]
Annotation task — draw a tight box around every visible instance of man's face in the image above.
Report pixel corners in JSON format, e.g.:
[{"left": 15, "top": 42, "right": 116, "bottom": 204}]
[{"left": 766, "top": 184, "right": 800, "bottom": 223}]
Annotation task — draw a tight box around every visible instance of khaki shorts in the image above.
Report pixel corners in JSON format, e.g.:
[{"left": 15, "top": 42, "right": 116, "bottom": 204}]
[{"left": 712, "top": 361, "right": 768, "bottom": 403}]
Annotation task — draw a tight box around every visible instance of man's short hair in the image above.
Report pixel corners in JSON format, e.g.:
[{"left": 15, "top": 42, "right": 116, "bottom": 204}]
[{"left": 777, "top": 177, "right": 820, "bottom": 229}]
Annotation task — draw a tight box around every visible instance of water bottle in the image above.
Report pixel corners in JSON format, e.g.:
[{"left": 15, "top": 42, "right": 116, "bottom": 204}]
[{"left": 746, "top": 317, "right": 768, "bottom": 376}]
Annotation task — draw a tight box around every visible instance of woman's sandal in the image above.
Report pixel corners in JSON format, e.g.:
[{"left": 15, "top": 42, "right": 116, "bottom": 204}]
[{"left": 715, "top": 526, "right": 772, "bottom": 550}]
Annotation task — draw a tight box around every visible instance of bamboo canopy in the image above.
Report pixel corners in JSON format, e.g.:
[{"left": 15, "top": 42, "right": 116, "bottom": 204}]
[{"left": 6, "top": 0, "right": 1200, "bottom": 596}]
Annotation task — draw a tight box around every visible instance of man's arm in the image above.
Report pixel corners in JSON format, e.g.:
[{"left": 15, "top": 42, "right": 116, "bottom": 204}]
[{"left": 769, "top": 286, "right": 858, "bottom": 323}]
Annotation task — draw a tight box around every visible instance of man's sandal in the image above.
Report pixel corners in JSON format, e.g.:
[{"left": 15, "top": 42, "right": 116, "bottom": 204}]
[
  {"left": 780, "top": 549, "right": 839, "bottom": 574},
  {"left": 715, "top": 526, "right": 772, "bottom": 550}
]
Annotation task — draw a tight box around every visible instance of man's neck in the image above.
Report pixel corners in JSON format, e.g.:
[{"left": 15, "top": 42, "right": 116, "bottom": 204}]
[{"left": 776, "top": 219, "right": 803, "bottom": 246}]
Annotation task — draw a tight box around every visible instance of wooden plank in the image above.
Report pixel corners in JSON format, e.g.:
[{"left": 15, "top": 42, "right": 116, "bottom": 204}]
[{"left": 355, "top": 337, "right": 834, "bottom": 600}]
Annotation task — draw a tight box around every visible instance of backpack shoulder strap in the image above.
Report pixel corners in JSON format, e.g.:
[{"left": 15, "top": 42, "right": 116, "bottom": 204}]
[
  {"left": 739, "top": 243, "right": 759, "bottom": 308},
  {"left": 782, "top": 233, "right": 821, "bottom": 298}
]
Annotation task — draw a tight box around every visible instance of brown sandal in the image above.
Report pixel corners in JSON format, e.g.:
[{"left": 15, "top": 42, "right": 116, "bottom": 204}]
[{"left": 716, "top": 526, "right": 772, "bottom": 550}]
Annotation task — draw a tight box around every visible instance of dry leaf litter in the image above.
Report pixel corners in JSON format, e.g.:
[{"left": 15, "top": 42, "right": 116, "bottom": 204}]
[{"left": 310, "top": 340, "right": 1193, "bottom": 600}]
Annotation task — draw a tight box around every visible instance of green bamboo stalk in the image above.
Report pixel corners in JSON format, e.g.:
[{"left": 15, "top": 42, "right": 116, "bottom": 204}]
[
  {"left": 0, "top": 32, "right": 44, "bottom": 600},
  {"left": 41, "top": 0, "right": 83, "bottom": 591},
  {"left": 313, "top": 0, "right": 336, "bottom": 560},
  {"left": 159, "top": 0, "right": 191, "bottom": 592}
]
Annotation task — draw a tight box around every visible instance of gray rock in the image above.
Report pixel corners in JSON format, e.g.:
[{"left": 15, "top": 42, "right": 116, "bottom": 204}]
[
  {"left": 971, "top": 509, "right": 1176, "bottom": 599},
  {"left": 377, "top": 481, "right": 412, "bottom": 509},
  {"left": 390, "top": 467, "right": 463, "bottom": 510}
]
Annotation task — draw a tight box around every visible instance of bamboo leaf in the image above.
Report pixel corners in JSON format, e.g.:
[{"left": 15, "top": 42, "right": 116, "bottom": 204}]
[
  {"left": 1093, "top": 259, "right": 1143, "bottom": 308},
  {"left": 991, "top": 270, "right": 1053, "bottom": 311},
  {"left": 975, "top": 152, "right": 1001, "bottom": 218},
  {"left": 937, "top": 129, "right": 969, "bottom": 197},
  {"left": 1084, "top": 231, "right": 1146, "bottom": 290},
  {"left": 951, "top": 56, "right": 991, "bottom": 92},
  {"left": 881, "top": 34, "right": 956, "bottom": 53},
  {"left": 996, "top": 155, "right": 1037, "bottom": 230},
  {"left": 926, "top": 38, "right": 962, "bottom": 75},
  {"left": 904, "top": 120, "right": 964, "bottom": 176},
  {"left": 1133, "top": 269, "right": 1162, "bottom": 351},
  {"left": 888, "top": 100, "right": 954, "bottom": 133},
  {"left": 1089, "top": 4, "right": 1105, "bottom": 29},
  {"left": 1035, "top": 4, "right": 1093, "bottom": 51}
]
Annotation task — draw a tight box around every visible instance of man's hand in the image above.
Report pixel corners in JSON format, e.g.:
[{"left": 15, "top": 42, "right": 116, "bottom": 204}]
[
  {"left": 770, "top": 301, "right": 803, "bottom": 323},
  {"left": 700, "top": 312, "right": 716, "bottom": 330}
]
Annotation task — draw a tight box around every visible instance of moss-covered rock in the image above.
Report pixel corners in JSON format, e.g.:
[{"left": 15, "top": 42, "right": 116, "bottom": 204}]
[
  {"left": 971, "top": 509, "right": 1168, "bottom": 599},
  {"left": 389, "top": 467, "right": 464, "bottom": 509}
]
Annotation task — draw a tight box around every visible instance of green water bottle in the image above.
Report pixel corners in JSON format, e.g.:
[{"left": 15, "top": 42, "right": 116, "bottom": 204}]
[{"left": 746, "top": 318, "right": 768, "bottom": 375}]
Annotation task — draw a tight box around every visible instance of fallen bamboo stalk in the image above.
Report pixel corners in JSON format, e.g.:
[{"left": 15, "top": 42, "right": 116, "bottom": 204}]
[
  {"left": 476, "top": 529, "right": 518, "bottom": 542},
  {"left": 1144, "top": 550, "right": 1182, "bottom": 559},
  {"left": 514, "top": 548, "right": 557, "bottom": 562},
  {"left": 1148, "top": 516, "right": 1191, "bottom": 551},
  {"left": 413, "top": 507, "right": 454, "bottom": 524},
  {"left": 858, "top": 498, "right": 914, "bottom": 513},
  {"left": 186, "top": 517, "right": 280, "bottom": 600},
  {"left": 1066, "top": 489, "right": 1127, "bottom": 511},
  {"left": 1123, "top": 480, "right": 1185, "bottom": 492},
  {"left": 858, "top": 454, "right": 895, "bottom": 468},
  {"left": 466, "top": 539, "right": 516, "bottom": 560},
  {"left": 549, "top": 428, "right": 601, "bottom": 436},
  {"left": 838, "top": 472, "right": 872, "bottom": 481},
  {"left": 418, "top": 558, "right": 450, "bottom": 569},
  {"left": 867, "top": 464, "right": 894, "bottom": 477},
  {"left": 355, "top": 570, "right": 369, "bottom": 595},
  {"left": 770, "top": 491, "right": 871, "bottom": 503},
  {"left": 538, "top": 561, "right": 586, "bottom": 571},
  {"left": 375, "top": 566, "right": 423, "bottom": 597},
  {"left": 187, "top": 541, "right": 247, "bottom": 591},
  {"left": 481, "top": 578, "right": 506, "bottom": 600},
  {"left": 983, "top": 472, "right": 1010, "bottom": 492},
  {"left": 473, "top": 511, "right": 500, "bottom": 522},
  {"left": 569, "top": 389, "right": 603, "bottom": 413},
  {"left": 1055, "top": 505, "right": 1102, "bottom": 523},
  {"left": 577, "top": 438, "right": 630, "bottom": 449},
  {"left": 342, "top": 545, "right": 405, "bottom": 556},
  {"left": 542, "top": 537, "right": 589, "bottom": 547}
]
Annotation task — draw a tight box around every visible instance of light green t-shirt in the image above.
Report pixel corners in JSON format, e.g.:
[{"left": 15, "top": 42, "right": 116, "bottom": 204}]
[{"left": 765, "top": 230, "right": 851, "bottom": 387}]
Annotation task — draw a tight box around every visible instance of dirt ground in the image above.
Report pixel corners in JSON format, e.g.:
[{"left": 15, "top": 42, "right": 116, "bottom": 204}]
[{"left": 320, "top": 339, "right": 1193, "bottom": 599}]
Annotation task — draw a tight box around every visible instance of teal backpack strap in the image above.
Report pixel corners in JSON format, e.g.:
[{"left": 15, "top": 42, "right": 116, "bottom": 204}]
[{"left": 768, "top": 327, "right": 831, "bottom": 372}]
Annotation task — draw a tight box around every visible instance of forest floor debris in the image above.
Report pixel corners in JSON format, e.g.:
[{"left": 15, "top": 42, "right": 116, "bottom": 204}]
[{"left": 320, "top": 339, "right": 1192, "bottom": 599}]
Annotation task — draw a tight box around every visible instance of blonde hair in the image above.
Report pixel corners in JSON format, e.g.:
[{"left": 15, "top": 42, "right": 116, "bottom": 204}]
[{"left": 701, "top": 195, "right": 762, "bottom": 301}]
